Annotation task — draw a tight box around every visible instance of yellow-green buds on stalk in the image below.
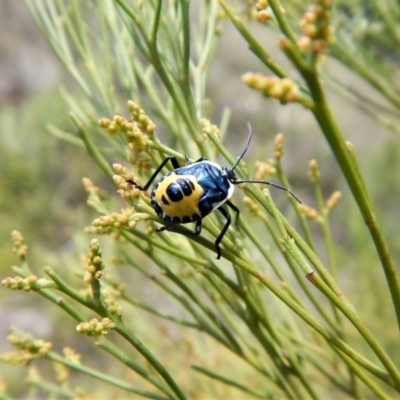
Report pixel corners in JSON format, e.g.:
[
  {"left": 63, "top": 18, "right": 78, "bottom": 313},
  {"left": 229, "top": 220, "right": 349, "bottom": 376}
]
[
  {"left": 299, "top": 204, "right": 321, "bottom": 222},
  {"left": 84, "top": 239, "right": 105, "bottom": 285},
  {"left": 11, "top": 230, "right": 28, "bottom": 258},
  {"left": 2, "top": 332, "right": 52, "bottom": 366},
  {"left": 274, "top": 133, "right": 284, "bottom": 160},
  {"left": 298, "top": 0, "right": 333, "bottom": 55},
  {"left": 76, "top": 318, "right": 115, "bottom": 337},
  {"left": 254, "top": 160, "right": 276, "bottom": 181},
  {"left": 326, "top": 191, "right": 341, "bottom": 211},
  {"left": 99, "top": 101, "right": 157, "bottom": 171},
  {"left": 308, "top": 159, "right": 321, "bottom": 183},
  {"left": 2, "top": 275, "right": 55, "bottom": 292},
  {"left": 242, "top": 73, "right": 314, "bottom": 108},
  {"left": 254, "top": 0, "right": 272, "bottom": 23},
  {"left": 102, "top": 290, "right": 123, "bottom": 316},
  {"left": 86, "top": 208, "right": 136, "bottom": 236}
]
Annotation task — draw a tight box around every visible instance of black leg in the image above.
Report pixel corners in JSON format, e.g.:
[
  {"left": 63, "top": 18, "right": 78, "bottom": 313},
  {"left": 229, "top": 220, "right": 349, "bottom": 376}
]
[
  {"left": 191, "top": 219, "right": 202, "bottom": 235},
  {"left": 225, "top": 200, "right": 240, "bottom": 228},
  {"left": 126, "top": 156, "right": 180, "bottom": 191},
  {"left": 215, "top": 207, "right": 231, "bottom": 260},
  {"left": 185, "top": 155, "right": 207, "bottom": 165},
  {"left": 156, "top": 219, "right": 202, "bottom": 235}
]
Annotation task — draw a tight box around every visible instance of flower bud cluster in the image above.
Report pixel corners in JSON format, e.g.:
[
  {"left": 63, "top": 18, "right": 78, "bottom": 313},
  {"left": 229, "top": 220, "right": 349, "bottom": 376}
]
[
  {"left": 104, "top": 274, "right": 126, "bottom": 294},
  {"left": 112, "top": 164, "right": 142, "bottom": 204},
  {"left": 308, "top": 159, "right": 321, "bottom": 183},
  {"left": 99, "top": 101, "right": 156, "bottom": 172},
  {"left": 298, "top": 0, "right": 332, "bottom": 55},
  {"left": 254, "top": 0, "right": 272, "bottom": 23},
  {"left": 54, "top": 362, "right": 69, "bottom": 383},
  {"left": 1, "top": 332, "right": 52, "bottom": 366},
  {"left": 243, "top": 196, "right": 260, "bottom": 216},
  {"left": 99, "top": 114, "right": 150, "bottom": 152},
  {"left": 274, "top": 133, "right": 284, "bottom": 159},
  {"left": 242, "top": 73, "right": 305, "bottom": 106},
  {"left": 2, "top": 275, "right": 53, "bottom": 292},
  {"left": 200, "top": 118, "right": 221, "bottom": 142},
  {"left": 85, "top": 208, "right": 137, "bottom": 236},
  {"left": 63, "top": 347, "right": 82, "bottom": 364},
  {"left": 102, "top": 289, "right": 123, "bottom": 316},
  {"left": 326, "top": 190, "right": 341, "bottom": 210},
  {"left": 299, "top": 204, "right": 321, "bottom": 221},
  {"left": 76, "top": 318, "right": 115, "bottom": 337},
  {"left": 82, "top": 177, "right": 103, "bottom": 212},
  {"left": 83, "top": 239, "right": 105, "bottom": 285},
  {"left": 11, "top": 230, "right": 28, "bottom": 258},
  {"left": 93, "top": 208, "right": 135, "bottom": 232},
  {"left": 127, "top": 100, "right": 156, "bottom": 135},
  {"left": 254, "top": 160, "right": 276, "bottom": 181}
]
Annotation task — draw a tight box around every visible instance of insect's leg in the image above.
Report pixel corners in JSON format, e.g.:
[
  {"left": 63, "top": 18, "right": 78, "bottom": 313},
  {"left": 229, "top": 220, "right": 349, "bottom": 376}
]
[
  {"left": 190, "top": 218, "right": 202, "bottom": 235},
  {"left": 225, "top": 200, "right": 240, "bottom": 228},
  {"left": 157, "top": 219, "right": 202, "bottom": 235},
  {"left": 215, "top": 207, "right": 231, "bottom": 260},
  {"left": 126, "top": 156, "right": 181, "bottom": 191},
  {"left": 184, "top": 155, "right": 207, "bottom": 165}
]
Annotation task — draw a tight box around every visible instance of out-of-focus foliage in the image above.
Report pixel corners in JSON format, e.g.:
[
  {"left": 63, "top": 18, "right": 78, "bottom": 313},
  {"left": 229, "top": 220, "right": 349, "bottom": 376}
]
[{"left": 1, "top": 0, "right": 400, "bottom": 399}]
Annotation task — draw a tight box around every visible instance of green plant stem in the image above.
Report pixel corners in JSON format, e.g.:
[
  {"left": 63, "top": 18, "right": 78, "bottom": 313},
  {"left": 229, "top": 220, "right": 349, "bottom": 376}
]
[
  {"left": 264, "top": 192, "right": 400, "bottom": 390},
  {"left": 275, "top": 162, "right": 317, "bottom": 252},
  {"left": 267, "top": 0, "right": 298, "bottom": 44},
  {"left": 337, "top": 350, "right": 394, "bottom": 400},
  {"left": 306, "top": 270, "right": 400, "bottom": 391},
  {"left": 239, "top": 213, "right": 338, "bottom": 331},
  {"left": 311, "top": 178, "right": 344, "bottom": 330},
  {"left": 47, "top": 351, "right": 170, "bottom": 400},
  {"left": 27, "top": 378, "right": 76, "bottom": 398},
  {"left": 43, "top": 266, "right": 186, "bottom": 400},
  {"left": 192, "top": 365, "right": 271, "bottom": 399},
  {"left": 218, "top": 0, "right": 288, "bottom": 79},
  {"left": 96, "top": 337, "right": 166, "bottom": 386},
  {"left": 303, "top": 70, "right": 400, "bottom": 331},
  {"left": 71, "top": 114, "right": 114, "bottom": 180},
  {"left": 172, "top": 234, "right": 393, "bottom": 386},
  {"left": 332, "top": 39, "right": 400, "bottom": 109},
  {"left": 115, "top": 0, "right": 202, "bottom": 145},
  {"left": 90, "top": 275, "right": 102, "bottom": 308},
  {"left": 8, "top": 267, "right": 174, "bottom": 398},
  {"left": 130, "top": 172, "right": 398, "bottom": 389},
  {"left": 121, "top": 236, "right": 244, "bottom": 353}
]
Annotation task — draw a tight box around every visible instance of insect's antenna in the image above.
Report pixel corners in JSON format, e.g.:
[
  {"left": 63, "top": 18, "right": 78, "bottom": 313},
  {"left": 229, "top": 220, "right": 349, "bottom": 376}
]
[
  {"left": 230, "top": 122, "right": 253, "bottom": 172},
  {"left": 234, "top": 179, "right": 302, "bottom": 204}
]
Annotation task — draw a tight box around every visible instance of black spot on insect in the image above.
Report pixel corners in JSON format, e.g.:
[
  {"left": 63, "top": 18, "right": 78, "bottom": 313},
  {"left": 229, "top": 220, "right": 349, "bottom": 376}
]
[
  {"left": 152, "top": 201, "right": 163, "bottom": 218},
  {"left": 172, "top": 217, "right": 181, "bottom": 224},
  {"left": 151, "top": 183, "right": 159, "bottom": 200},
  {"left": 164, "top": 215, "right": 172, "bottom": 223},
  {"left": 166, "top": 182, "right": 184, "bottom": 202},
  {"left": 176, "top": 178, "right": 194, "bottom": 196},
  {"left": 192, "top": 213, "right": 201, "bottom": 221},
  {"left": 182, "top": 216, "right": 191, "bottom": 223},
  {"left": 161, "top": 195, "right": 169, "bottom": 205}
]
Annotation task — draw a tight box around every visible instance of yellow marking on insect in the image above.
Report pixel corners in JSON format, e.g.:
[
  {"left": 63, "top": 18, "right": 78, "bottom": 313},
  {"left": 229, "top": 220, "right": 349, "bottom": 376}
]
[{"left": 154, "top": 173, "right": 204, "bottom": 220}]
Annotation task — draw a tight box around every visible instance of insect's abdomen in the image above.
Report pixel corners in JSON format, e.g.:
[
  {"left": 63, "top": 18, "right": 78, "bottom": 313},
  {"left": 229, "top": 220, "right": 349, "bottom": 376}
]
[{"left": 151, "top": 172, "right": 204, "bottom": 224}]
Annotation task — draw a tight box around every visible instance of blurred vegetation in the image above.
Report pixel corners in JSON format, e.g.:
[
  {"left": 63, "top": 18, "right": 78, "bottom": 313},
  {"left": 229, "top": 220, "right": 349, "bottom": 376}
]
[{"left": 1, "top": 0, "right": 400, "bottom": 399}]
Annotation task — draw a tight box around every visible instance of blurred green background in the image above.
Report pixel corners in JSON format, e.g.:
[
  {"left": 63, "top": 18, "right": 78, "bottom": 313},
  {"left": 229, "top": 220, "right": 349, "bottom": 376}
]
[{"left": 1, "top": 1, "right": 400, "bottom": 397}]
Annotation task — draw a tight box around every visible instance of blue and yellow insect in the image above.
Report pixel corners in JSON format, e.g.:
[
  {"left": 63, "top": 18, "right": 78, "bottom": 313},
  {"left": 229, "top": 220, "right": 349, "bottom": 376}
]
[{"left": 127, "top": 125, "right": 301, "bottom": 259}]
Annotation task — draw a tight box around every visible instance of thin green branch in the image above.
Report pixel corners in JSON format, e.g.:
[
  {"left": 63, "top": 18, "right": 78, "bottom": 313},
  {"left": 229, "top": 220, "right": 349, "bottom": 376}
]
[{"left": 48, "top": 351, "right": 170, "bottom": 400}]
